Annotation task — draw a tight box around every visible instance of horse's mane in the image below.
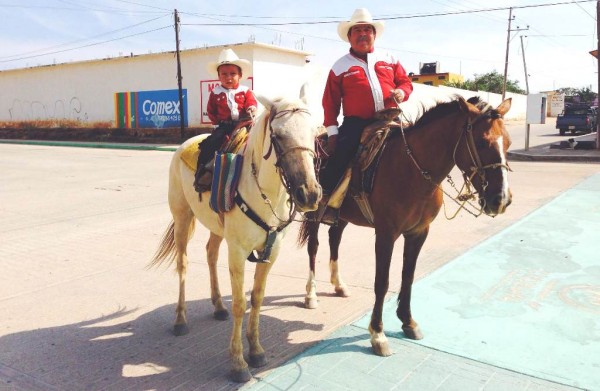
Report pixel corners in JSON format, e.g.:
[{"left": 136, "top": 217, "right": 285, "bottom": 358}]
[
  {"left": 467, "top": 96, "right": 501, "bottom": 119},
  {"left": 243, "top": 96, "right": 308, "bottom": 156},
  {"left": 404, "top": 94, "right": 465, "bottom": 131}
]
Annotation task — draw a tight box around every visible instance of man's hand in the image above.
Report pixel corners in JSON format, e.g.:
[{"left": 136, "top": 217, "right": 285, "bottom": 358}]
[
  {"left": 327, "top": 134, "right": 337, "bottom": 155},
  {"left": 390, "top": 89, "right": 405, "bottom": 104}
]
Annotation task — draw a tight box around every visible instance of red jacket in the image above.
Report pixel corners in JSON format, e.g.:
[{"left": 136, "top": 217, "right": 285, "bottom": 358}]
[
  {"left": 322, "top": 49, "right": 413, "bottom": 135},
  {"left": 207, "top": 84, "right": 257, "bottom": 125}
]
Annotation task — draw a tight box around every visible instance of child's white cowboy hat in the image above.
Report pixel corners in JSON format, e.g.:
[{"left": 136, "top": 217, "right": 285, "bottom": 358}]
[
  {"left": 337, "top": 8, "right": 385, "bottom": 42},
  {"left": 207, "top": 48, "right": 251, "bottom": 79}
]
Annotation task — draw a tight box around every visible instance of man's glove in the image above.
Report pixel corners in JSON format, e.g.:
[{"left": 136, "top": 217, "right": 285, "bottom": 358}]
[{"left": 327, "top": 134, "right": 337, "bottom": 155}]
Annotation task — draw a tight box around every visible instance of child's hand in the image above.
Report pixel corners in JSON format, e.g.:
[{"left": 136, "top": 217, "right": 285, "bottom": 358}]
[{"left": 246, "top": 106, "right": 257, "bottom": 118}]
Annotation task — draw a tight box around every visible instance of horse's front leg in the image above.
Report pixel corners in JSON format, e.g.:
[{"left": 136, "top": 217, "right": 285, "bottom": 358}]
[
  {"left": 305, "top": 221, "right": 320, "bottom": 309},
  {"left": 247, "top": 252, "right": 277, "bottom": 368},
  {"left": 206, "top": 232, "right": 228, "bottom": 320},
  {"left": 396, "top": 229, "right": 429, "bottom": 340},
  {"left": 369, "top": 231, "right": 397, "bottom": 357},
  {"left": 329, "top": 220, "right": 350, "bottom": 297},
  {"left": 228, "top": 248, "right": 251, "bottom": 383}
]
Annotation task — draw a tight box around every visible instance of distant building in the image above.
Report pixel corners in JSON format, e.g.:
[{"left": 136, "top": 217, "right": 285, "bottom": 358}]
[{"left": 409, "top": 61, "right": 464, "bottom": 87}]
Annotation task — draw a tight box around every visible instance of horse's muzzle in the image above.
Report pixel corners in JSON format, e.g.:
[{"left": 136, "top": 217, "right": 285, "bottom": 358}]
[
  {"left": 293, "top": 183, "right": 322, "bottom": 212},
  {"left": 479, "top": 189, "right": 512, "bottom": 216}
]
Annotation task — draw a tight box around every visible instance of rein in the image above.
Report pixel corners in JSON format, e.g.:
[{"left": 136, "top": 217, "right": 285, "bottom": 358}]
[
  {"left": 398, "top": 103, "right": 508, "bottom": 219},
  {"left": 237, "top": 106, "right": 315, "bottom": 263},
  {"left": 459, "top": 104, "right": 512, "bottom": 195}
]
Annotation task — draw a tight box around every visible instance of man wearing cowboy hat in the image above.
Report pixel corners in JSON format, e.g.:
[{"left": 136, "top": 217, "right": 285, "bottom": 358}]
[
  {"left": 317, "top": 8, "right": 413, "bottom": 224},
  {"left": 194, "top": 48, "right": 257, "bottom": 194}
]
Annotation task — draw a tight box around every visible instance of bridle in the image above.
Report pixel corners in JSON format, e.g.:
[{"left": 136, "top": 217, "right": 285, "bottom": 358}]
[
  {"left": 235, "top": 105, "right": 316, "bottom": 263},
  {"left": 454, "top": 104, "right": 512, "bottom": 202},
  {"left": 398, "top": 101, "right": 510, "bottom": 218}
]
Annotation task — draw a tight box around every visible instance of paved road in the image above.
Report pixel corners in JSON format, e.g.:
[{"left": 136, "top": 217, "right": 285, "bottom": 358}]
[
  {"left": 506, "top": 116, "right": 565, "bottom": 150},
  {"left": 0, "top": 142, "right": 598, "bottom": 390}
]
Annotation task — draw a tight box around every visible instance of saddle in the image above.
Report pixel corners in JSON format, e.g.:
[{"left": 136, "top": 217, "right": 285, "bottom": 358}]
[
  {"left": 324, "top": 108, "right": 403, "bottom": 225},
  {"left": 192, "top": 123, "right": 250, "bottom": 193}
]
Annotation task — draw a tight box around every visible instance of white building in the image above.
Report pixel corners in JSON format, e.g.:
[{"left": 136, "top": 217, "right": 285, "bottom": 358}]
[{"left": 0, "top": 42, "right": 324, "bottom": 128}]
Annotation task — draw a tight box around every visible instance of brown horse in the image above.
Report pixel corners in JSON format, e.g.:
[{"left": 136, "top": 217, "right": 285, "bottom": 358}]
[{"left": 298, "top": 95, "right": 512, "bottom": 356}]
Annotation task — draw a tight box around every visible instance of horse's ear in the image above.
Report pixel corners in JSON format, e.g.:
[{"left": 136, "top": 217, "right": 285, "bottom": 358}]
[
  {"left": 256, "top": 94, "right": 273, "bottom": 111},
  {"left": 458, "top": 96, "right": 471, "bottom": 113},
  {"left": 496, "top": 98, "right": 512, "bottom": 116},
  {"left": 299, "top": 83, "right": 309, "bottom": 105}
]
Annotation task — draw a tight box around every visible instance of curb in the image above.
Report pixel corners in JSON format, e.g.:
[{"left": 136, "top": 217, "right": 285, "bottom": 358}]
[{"left": 0, "top": 139, "right": 178, "bottom": 152}]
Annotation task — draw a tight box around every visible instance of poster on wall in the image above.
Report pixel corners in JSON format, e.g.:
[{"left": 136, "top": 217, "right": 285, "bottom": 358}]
[
  {"left": 200, "top": 78, "right": 253, "bottom": 125},
  {"left": 115, "top": 89, "right": 188, "bottom": 128}
]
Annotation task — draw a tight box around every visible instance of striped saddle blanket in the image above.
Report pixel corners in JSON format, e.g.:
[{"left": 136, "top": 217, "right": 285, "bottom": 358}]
[{"left": 209, "top": 152, "right": 244, "bottom": 213}]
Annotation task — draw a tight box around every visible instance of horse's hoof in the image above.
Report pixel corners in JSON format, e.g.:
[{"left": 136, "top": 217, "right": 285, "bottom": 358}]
[
  {"left": 335, "top": 286, "right": 351, "bottom": 298},
  {"left": 305, "top": 296, "right": 318, "bottom": 309},
  {"left": 371, "top": 341, "right": 393, "bottom": 357},
  {"left": 229, "top": 367, "right": 252, "bottom": 383},
  {"left": 402, "top": 325, "right": 424, "bottom": 340},
  {"left": 213, "top": 309, "right": 229, "bottom": 321},
  {"left": 173, "top": 323, "right": 189, "bottom": 336},
  {"left": 248, "top": 352, "right": 267, "bottom": 368}
]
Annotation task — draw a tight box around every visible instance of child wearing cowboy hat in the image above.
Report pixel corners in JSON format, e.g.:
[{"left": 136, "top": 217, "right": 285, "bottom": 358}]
[{"left": 194, "top": 48, "right": 257, "bottom": 194}]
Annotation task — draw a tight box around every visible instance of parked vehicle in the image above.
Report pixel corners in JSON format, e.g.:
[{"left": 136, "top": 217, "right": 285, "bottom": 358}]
[{"left": 556, "top": 104, "right": 597, "bottom": 135}]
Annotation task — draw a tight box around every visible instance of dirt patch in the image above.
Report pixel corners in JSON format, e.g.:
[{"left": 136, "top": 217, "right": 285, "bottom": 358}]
[{"left": 0, "top": 127, "right": 210, "bottom": 144}]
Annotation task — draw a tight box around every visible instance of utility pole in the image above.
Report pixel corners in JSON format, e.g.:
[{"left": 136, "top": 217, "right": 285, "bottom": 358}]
[
  {"left": 596, "top": 1, "right": 600, "bottom": 149},
  {"left": 174, "top": 9, "right": 185, "bottom": 141},
  {"left": 520, "top": 36, "right": 530, "bottom": 95},
  {"left": 521, "top": 35, "right": 531, "bottom": 150},
  {"left": 502, "top": 8, "right": 528, "bottom": 100}
]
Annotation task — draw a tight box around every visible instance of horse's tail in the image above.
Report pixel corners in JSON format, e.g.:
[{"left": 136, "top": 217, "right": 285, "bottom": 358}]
[
  {"left": 297, "top": 219, "right": 311, "bottom": 248},
  {"left": 147, "top": 219, "right": 196, "bottom": 269}
]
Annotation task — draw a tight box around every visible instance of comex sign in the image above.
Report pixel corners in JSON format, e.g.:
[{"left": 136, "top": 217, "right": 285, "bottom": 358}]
[
  {"left": 137, "top": 89, "right": 188, "bottom": 128},
  {"left": 115, "top": 89, "right": 188, "bottom": 129}
]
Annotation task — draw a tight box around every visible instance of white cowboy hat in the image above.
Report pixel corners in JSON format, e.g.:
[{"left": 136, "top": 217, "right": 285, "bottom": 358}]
[
  {"left": 337, "top": 8, "right": 385, "bottom": 42},
  {"left": 207, "top": 48, "right": 252, "bottom": 79}
]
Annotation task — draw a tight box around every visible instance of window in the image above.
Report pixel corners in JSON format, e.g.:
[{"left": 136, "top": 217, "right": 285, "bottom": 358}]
[{"left": 438, "top": 76, "right": 446, "bottom": 80}]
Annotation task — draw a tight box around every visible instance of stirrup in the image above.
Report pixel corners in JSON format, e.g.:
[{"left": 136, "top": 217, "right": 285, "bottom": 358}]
[{"left": 320, "top": 206, "right": 339, "bottom": 226}]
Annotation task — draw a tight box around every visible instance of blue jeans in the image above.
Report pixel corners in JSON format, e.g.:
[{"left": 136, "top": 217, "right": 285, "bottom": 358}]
[{"left": 320, "top": 116, "right": 374, "bottom": 195}]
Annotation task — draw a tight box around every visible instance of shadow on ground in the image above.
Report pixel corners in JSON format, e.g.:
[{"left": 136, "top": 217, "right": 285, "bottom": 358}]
[{"left": 0, "top": 294, "right": 324, "bottom": 391}]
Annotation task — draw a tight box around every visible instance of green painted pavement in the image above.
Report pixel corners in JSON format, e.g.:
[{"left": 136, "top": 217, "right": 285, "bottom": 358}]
[
  {"left": 247, "top": 173, "right": 600, "bottom": 391},
  {"left": 354, "top": 173, "right": 600, "bottom": 389}
]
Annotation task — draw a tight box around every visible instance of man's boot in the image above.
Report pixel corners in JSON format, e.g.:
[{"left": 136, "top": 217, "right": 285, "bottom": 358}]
[{"left": 311, "top": 194, "right": 339, "bottom": 226}]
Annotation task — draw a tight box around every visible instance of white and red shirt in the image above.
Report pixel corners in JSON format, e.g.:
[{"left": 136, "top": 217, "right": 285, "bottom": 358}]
[
  {"left": 207, "top": 84, "right": 257, "bottom": 125},
  {"left": 322, "top": 49, "right": 413, "bottom": 135}
]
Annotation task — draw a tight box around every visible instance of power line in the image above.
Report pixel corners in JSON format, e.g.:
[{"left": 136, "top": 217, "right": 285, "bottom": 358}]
[
  {"left": 0, "top": 25, "right": 172, "bottom": 64},
  {"left": 0, "top": 13, "right": 171, "bottom": 60},
  {"left": 180, "top": 0, "right": 596, "bottom": 26}
]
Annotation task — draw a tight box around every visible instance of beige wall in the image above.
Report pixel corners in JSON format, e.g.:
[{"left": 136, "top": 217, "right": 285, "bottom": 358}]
[{"left": 0, "top": 42, "right": 312, "bottom": 127}]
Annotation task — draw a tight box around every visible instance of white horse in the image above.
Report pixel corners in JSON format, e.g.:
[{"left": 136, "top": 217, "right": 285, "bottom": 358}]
[{"left": 150, "top": 93, "right": 322, "bottom": 382}]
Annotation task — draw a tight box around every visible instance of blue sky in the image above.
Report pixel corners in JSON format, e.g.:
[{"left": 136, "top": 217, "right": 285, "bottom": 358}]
[{"left": 0, "top": 0, "right": 597, "bottom": 93}]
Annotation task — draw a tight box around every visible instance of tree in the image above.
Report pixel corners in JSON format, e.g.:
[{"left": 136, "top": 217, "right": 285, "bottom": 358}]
[
  {"left": 444, "top": 70, "right": 526, "bottom": 94},
  {"left": 558, "top": 87, "right": 597, "bottom": 104}
]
